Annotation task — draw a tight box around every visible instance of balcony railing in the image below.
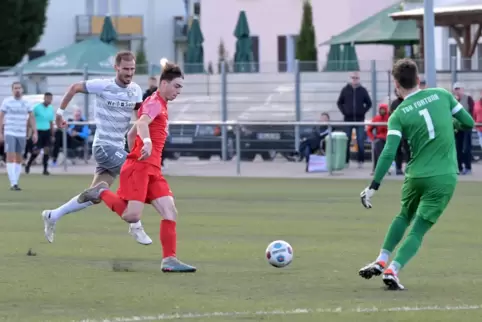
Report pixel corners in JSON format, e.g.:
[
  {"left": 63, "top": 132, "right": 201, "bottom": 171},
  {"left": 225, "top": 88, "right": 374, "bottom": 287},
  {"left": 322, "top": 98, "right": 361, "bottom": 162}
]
[{"left": 76, "top": 15, "right": 143, "bottom": 39}]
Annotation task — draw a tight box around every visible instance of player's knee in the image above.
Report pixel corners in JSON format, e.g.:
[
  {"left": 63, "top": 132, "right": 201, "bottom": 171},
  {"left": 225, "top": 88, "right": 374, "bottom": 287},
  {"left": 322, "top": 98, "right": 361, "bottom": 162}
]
[
  {"left": 153, "top": 197, "right": 177, "bottom": 221},
  {"left": 122, "top": 212, "right": 142, "bottom": 223},
  {"left": 164, "top": 205, "right": 178, "bottom": 221}
]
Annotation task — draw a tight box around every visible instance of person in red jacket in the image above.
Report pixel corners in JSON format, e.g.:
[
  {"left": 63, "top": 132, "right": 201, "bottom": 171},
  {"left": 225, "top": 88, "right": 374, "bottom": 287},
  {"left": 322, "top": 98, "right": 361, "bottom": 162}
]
[
  {"left": 473, "top": 91, "right": 482, "bottom": 149},
  {"left": 366, "top": 103, "right": 389, "bottom": 174}
]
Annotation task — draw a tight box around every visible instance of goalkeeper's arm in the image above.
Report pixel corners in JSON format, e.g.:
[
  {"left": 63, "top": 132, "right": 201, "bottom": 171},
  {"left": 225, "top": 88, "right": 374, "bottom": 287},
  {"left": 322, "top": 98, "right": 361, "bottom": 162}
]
[
  {"left": 370, "top": 131, "right": 401, "bottom": 190},
  {"left": 452, "top": 105, "right": 475, "bottom": 130}
]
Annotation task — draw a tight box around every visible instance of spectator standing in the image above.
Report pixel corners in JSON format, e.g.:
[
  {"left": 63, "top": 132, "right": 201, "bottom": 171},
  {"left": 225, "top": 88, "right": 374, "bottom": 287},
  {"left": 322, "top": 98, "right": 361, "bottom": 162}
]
[
  {"left": 473, "top": 89, "right": 482, "bottom": 149},
  {"left": 390, "top": 88, "right": 410, "bottom": 175},
  {"left": 453, "top": 82, "right": 474, "bottom": 174},
  {"left": 26, "top": 92, "right": 55, "bottom": 175},
  {"left": 337, "top": 72, "right": 372, "bottom": 167},
  {"left": 51, "top": 108, "right": 90, "bottom": 165},
  {"left": 366, "top": 103, "right": 389, "bottom": 175},
  {"left": 0, "top": 82, "right": 37, "bottom": 190}
]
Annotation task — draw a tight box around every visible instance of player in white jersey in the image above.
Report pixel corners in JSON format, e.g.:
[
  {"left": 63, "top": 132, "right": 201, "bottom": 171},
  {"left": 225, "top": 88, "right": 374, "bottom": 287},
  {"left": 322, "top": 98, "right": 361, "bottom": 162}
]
[
  {"left": 41, "top": 51, "right": 152, "bottom": 245},
  {"left": 0, "top": 82, "right": 37, "bottom": 190}
]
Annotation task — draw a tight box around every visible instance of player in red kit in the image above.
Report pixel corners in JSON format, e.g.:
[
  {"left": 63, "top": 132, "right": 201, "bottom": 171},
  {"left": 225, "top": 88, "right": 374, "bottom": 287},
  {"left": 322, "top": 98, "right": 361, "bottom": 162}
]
[{"left": 78, "top": 63, "right": 196, "bottom": 273}]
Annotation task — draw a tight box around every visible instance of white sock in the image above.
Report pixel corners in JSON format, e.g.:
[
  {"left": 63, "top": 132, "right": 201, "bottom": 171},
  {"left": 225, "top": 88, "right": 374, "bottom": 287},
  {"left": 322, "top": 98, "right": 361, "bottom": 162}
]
[
  {"left": 6, "top": 163, "right": 17, "bottom": 186},
  {"left": 49, "top": 194, "right": 94, "bottom": 222},
  {"left": 376, "top": 249, "right": 391, "bottom": 264},
  {"left": 130, "top": 221, "right": 142, "bottom": 228},
  {"left": 15, "top": 163, "right": 22, "bottom": 183},
  {"left": 387, "top": 261, "right": 401, "bottom": 275}
]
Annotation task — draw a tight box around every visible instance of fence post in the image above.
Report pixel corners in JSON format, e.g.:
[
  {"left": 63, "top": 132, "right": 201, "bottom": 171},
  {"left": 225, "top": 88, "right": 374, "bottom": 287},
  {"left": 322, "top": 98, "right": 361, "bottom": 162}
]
[
  {"left": 235, "top": 124, "right": 241, "bottom": 175},
  {"left": 294, "top": 59, "right": 301, "bottom": 153},
  {"left": 450, "top": 56, "right": 457, "bottom": 86},
  {"left": 328, "top": 126, "right": 333, "bottom": 175},
  {"left": 62, "top": 127, "right": 68, "bottom": 172},
  {"left": 387, "top": 70, "right": 392, "bottom": 105},
  {"left": 221, "top": 61, "right": 228, "bottom": 161},
  {"left": 370, "top": 60, "right": 377, "bottom": 117},
  {"left": 83, "top": 64, "right": 89, "bottom": 119}
]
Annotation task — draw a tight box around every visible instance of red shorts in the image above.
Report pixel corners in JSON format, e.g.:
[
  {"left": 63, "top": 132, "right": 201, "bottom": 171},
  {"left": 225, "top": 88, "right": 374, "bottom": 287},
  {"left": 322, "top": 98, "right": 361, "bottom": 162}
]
[{"left": 117, "top": 159, "right": 173, "bottom": 203}]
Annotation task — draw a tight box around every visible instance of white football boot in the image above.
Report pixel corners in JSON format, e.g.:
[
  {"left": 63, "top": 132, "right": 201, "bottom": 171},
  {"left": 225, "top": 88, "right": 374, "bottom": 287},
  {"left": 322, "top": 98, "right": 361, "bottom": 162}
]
[
  {"left": 42, "top": 210, "right": 56, "bottom": 243},
  {"left": 129, "top": 224, "right": 153, "bottom": 245}
]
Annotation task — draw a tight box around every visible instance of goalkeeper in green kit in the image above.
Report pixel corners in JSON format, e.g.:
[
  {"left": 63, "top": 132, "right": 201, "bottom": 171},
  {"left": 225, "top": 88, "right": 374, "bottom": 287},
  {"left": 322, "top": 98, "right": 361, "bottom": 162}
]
[{"left": 358, "top": 59, "right": 474, "bottom": 290}]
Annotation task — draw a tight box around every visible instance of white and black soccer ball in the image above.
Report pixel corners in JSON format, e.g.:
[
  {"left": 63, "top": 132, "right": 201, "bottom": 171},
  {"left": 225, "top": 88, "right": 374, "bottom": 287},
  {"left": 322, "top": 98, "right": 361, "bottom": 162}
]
[{"left": 265, "top": 240, "right": 293, "bottom": 268}]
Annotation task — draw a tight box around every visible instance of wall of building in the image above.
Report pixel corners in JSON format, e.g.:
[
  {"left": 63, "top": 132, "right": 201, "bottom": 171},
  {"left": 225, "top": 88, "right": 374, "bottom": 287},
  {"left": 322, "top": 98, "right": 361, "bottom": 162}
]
[
  {"left": 31, "top": 0, "right": 185, "bottom": 66},
  {"left": 200, "top": 0, "right": 399, "bottom": 72}
]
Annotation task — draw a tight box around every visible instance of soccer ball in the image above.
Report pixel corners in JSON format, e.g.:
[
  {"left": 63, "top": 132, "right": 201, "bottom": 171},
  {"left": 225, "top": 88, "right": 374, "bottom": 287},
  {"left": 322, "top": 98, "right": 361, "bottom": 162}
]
[{"left": 265, "top": 240, "right": 293, "bottom": 268}]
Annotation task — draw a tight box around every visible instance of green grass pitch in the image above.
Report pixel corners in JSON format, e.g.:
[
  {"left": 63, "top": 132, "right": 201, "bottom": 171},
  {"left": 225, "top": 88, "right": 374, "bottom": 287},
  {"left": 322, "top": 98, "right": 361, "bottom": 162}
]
[{"left": 0, "top": 175, "right": 481, "bottom": 321}]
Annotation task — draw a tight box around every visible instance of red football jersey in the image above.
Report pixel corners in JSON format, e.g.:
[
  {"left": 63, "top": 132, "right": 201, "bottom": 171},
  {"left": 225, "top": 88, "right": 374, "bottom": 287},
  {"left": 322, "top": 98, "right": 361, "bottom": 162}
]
[{"left": 127, "top": 92, "right": 168, "bottom": 168}]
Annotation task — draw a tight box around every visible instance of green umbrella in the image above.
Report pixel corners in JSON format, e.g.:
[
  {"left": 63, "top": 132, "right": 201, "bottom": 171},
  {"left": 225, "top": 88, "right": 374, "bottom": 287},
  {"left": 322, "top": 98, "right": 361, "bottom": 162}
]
[
  {"left": 18, "top": 38, "right": 119, "bottom": 75},
  {"left": 341, "top": 43, "right": 359, "bottom": 71},
  {"left": 323, "top": 43, "right": 342, "bottom": 71},
  {"left": 233, "top": 11, "right": 253, "bottom": 73},
  {"left": 185, "top": 19, "right": 204, "bottom": 74},
  {"left": 100, "top": 16, "right": 118, "bottom": 44}
]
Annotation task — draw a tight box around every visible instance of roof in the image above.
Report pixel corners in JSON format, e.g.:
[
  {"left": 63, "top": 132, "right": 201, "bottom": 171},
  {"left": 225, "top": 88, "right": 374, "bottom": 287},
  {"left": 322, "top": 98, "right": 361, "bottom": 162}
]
[
  {"left": 321, "top": 2, "right": 418, "bottom": 46},
  {"left": 390, "top": 4, "right": 482, "bottom": 21}
]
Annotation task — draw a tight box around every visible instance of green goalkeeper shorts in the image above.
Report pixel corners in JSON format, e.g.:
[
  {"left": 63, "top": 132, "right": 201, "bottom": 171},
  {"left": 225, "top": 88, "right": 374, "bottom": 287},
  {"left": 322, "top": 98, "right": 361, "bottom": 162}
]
[{"left": 400, "top": 173, "right": 457, "bottom": 224}]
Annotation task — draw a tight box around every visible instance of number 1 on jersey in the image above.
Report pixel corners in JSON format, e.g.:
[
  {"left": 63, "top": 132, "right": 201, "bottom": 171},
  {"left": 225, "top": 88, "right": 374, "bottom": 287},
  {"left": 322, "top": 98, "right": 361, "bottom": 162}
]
[{"left": 419, "top": 108, "right": 435, "bottom": 139}]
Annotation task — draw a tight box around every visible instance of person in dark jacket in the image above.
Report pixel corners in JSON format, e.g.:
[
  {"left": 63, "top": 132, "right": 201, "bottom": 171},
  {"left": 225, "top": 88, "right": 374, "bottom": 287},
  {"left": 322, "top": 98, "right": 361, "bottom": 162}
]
[
  {"left": 298, "top": 112, "right": 330, "bottom": 163},
  {"left": 337, "top": 72, "right": 372, "bottom": 167},
  {"left": 453, "top": 82, "right": 474, "bottom": 175},
  {"left": 390, "top": 88, "right": 410, "bottom": 175}
]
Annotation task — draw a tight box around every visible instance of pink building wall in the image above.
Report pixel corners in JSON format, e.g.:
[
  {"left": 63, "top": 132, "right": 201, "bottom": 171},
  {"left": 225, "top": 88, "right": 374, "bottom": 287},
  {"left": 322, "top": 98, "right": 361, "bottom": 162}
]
[{"left": 200, "top": 0, "right": 399, "bottom": 71}]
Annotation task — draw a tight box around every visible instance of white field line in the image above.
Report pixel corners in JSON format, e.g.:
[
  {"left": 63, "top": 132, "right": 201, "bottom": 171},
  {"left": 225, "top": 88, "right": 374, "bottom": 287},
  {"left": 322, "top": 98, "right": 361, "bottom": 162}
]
[{"left": 76, "top": 304, "right": 482, "bottom": 322}]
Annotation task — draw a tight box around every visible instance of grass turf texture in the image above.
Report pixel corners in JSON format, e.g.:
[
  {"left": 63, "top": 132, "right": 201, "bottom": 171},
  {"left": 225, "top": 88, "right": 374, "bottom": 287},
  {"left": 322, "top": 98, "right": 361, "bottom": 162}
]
[{"left": 0, "top": 175, "right": 481, "bottom": 321}]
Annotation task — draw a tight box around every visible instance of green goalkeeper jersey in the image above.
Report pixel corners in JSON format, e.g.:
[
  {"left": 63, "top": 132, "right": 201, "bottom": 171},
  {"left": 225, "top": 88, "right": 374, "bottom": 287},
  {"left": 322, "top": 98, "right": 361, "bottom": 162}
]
[{"left": 373, "top": 88, "right": 474, "bottom": 183}]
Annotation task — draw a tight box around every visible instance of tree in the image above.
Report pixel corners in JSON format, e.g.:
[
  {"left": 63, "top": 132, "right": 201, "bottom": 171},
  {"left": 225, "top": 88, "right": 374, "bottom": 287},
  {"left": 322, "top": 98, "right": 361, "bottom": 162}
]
[
  {"left": 296, "top": 0, "right": 318, "bottom": 71},
  {"left": 217, "top": 39, "right": 227, "bottom": 74},
  {"left": 136, "top": 41, "right": 148, "bottom": 74},
  {"left": 0, "top": 0, "right": 48, "bottom": 69}
]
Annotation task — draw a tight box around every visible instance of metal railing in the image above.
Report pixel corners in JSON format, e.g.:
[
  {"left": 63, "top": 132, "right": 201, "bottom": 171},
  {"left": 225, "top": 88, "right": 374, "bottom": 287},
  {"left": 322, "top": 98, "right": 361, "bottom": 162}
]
[{"left": 58, "top": 120, "right": 481, "bottom": 176}]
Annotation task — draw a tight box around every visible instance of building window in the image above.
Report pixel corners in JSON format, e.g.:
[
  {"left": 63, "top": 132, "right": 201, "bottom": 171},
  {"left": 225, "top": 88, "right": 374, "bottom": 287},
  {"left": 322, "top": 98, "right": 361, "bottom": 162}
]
[
  {"left": 85, "top": 0, "right": 94, "bottom": 15},
  {"left": 96, "top": 0, "right": 109, "bottom": 15},
  {"left": 193, "top": 1, "right": 200, "bottom": 16},
  {"left": 277, "top": 35, "right": 297, "bottom": 72},
  {"left": 277, "top": 35, "right": 287, "bottom": 72},
  {"left": 449, "top": 44, "right": 458, "bottom": 70}
]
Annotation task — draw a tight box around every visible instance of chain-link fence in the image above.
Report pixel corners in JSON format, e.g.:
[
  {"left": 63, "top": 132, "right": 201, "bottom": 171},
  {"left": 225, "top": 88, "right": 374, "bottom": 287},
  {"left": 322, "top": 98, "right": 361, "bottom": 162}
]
[{"left": 0, "top": 58, "right": 479, "bottom": 124}]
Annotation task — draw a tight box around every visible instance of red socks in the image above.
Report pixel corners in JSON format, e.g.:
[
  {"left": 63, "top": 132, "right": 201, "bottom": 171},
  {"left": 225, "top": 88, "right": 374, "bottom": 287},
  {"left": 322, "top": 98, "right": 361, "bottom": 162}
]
[
  {"left": 160, "top": 220, "right": 177, "bottom": 258},
  {"left": 100, "top": 190, "right": 127, "bottom": 217}
]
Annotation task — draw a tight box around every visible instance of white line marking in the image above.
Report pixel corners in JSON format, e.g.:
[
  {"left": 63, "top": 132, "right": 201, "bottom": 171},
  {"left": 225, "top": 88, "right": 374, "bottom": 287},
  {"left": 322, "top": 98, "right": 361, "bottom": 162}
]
[{"left": 76, "top": 304, "right": 482, "bottom": 322}]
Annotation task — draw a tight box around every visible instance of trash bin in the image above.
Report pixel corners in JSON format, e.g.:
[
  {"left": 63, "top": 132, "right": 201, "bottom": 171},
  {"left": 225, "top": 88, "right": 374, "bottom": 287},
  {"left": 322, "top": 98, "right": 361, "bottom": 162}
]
[{"left": 325, "top": 131, "right": 348, "bottom": 171}]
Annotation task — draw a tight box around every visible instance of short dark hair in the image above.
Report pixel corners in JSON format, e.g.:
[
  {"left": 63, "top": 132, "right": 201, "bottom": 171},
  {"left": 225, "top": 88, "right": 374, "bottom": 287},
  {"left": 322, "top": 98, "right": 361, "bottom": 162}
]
[
  {"left": 115, "top": 51, "right": 135, "bottom": 66},
  {"left": 321, "top": 112, "right": 330, "bottom": 120},
  {"left": 44, "top": 92, "right": 52, "bottom": 97},
  {"left": 11, "top": 81, "right": 22, "bottom": 89},
  {"left": 392, "top": 58, "right": 418, "bottom": 90},
  {"left": 149, "top": 76, "right": 157, "bottom": 81},
  {"left": 160, "top": 62, "right": 183, "bottom": 83}
]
